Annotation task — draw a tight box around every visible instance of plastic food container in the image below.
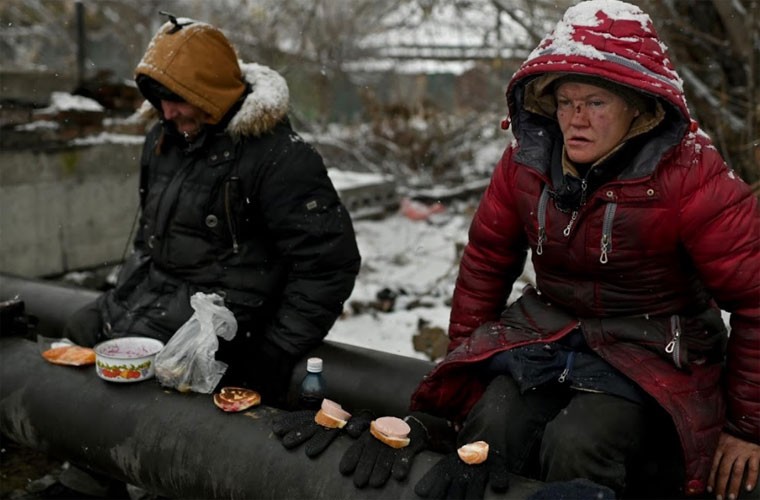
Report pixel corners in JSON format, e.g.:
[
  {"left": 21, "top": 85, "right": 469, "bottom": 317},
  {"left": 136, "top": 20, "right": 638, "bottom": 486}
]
[{"left": 94, "top": 337, "right": 164, "bottom": 383}]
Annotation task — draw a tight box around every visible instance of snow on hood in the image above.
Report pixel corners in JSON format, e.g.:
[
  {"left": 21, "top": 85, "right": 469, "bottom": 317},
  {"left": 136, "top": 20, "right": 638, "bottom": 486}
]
[
  {"left": 507, "top": 0, "right": 689, "bottom": 123},
  {"left": 227, "top": 62, "right": 289, "bottom": 138}
]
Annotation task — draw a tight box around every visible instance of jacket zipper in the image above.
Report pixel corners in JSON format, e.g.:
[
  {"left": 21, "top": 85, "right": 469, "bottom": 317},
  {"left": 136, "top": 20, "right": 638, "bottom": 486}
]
[
  {"left": 224, "top": 176, "right": 240, "bottom": 254},
  {"left": 558, "top": 351, "right": 576, "bottom": 383},
  {"left": 665, "top": 315, "right": 682, "bottom": 368},
  {"left": 536, "top": 186, "right": 550, "bottom": 255},
  {"left": 599, "top": 202, "right": 618, "bottom": 264},
  {"left": 562, "top": 178, "right": 587, "bottom": 237}
]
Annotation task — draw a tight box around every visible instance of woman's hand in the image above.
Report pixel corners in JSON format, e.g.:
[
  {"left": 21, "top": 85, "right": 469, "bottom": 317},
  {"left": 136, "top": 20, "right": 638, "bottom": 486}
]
[{"left": 708, "top": 432, "right": 760, "bottom": 499}]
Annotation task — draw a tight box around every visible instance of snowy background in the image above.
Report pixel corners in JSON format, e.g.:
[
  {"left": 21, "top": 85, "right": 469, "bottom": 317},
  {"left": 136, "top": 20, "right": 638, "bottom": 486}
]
[
  {"left": 45, "top": 84, "right": 532, "bottom": 364},
  {"left": 41, "top": 80, "right": 529, "bottom": 364},
  {"left": 10, "top": 0, "right": 746, "bottom": 366},
  {"left": 325, "top": 204, "right": 536, "bottom": 362}
]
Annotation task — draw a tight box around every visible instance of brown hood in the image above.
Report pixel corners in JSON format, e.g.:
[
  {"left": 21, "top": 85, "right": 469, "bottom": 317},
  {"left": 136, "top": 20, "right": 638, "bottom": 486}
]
[
  {"left": 135, "top": 19, "right": 246, "bottom": 125},
  {"left": 135, "top": 62, "right": 290, "bottom": 139}
]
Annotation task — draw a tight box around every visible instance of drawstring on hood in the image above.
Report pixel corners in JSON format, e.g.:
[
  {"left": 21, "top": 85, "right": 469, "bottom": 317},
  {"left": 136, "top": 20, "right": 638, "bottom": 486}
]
[{"left": 158, "top": 10, "right": 193, "bottom": 34}]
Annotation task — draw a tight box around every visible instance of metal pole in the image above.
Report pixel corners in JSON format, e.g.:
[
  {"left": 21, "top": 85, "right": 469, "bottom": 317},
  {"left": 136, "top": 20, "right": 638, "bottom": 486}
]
[{"left": 76, "top": 0, "right": 86, "bottom": 87}]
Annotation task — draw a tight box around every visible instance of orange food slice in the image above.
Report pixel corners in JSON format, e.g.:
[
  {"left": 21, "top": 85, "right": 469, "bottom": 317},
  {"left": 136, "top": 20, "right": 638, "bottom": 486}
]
[
  {"left": 42, "top": 345, "right": 96, "bottom": 366},
  {"left": 213, "top": 387, "right": 261, "bottom": 412}
]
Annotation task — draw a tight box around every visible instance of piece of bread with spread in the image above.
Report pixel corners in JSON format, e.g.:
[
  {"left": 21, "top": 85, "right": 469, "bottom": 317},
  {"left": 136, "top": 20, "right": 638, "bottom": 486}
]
[
  {"left": 457, "top": 441, "right": 489, "bottom": 465},
  {"left": 213, "top": 387, "right": 261, "bottom": 412},
  {"left": 42, "top": 345, "right": 96, "bottom": 366},
  {"left": 370, "top": 416, "right": 411, "bottom": 448},
  {"left": 314, "top": 398, "right": 352, "bottom": 428}
]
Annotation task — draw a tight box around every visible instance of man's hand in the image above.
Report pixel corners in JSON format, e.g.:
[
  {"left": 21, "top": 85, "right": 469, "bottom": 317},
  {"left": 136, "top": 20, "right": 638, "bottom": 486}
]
[{"left": 708, "top": 432, "right": 760, "bottom": 499}]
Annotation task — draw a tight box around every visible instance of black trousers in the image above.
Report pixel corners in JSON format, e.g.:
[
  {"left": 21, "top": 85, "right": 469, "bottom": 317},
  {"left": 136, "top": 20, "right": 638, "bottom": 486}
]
[
  {"left": 457, "top": 374, "right": 685, "bottom": 498},
  {"left": 62, "top": 299, "right": 103, "bottom": 346}
]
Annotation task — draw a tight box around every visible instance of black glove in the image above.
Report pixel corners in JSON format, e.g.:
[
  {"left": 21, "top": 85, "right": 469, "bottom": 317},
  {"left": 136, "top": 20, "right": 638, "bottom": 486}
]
[
  {"left": 272, "top": 409, "right": 373, "bottom": 458},
  {"left": 414, "top": 451, "right": 510, "bottom": 500},
  {"left": 339, "top": 415, "right": 428, "bottom": 488}
]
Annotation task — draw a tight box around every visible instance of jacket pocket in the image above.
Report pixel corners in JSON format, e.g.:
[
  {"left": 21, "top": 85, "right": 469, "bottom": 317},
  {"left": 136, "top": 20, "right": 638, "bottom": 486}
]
[
  {"left": 499, "top": 285, "right": 579, "bottom": 341},
  {"left": 594, "top": 308, "right": 726, "bottom": 370},
  {"left": 664, "top": 315, "right": 686, "bottom": 369}
]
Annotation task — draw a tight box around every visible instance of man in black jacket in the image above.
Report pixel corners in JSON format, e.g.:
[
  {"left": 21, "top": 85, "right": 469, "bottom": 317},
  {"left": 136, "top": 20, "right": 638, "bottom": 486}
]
[{"left": 64, "top": 15, "right": 361, "bottom": 403}]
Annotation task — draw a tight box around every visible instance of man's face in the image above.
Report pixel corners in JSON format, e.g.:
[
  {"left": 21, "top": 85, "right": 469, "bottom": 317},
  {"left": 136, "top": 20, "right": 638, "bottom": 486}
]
[
  {"left": 555, "top": 82, "right": 640, "bottom": 164},
  {"left": 160, "top": 100, "right": 210, "bottom": 140}
]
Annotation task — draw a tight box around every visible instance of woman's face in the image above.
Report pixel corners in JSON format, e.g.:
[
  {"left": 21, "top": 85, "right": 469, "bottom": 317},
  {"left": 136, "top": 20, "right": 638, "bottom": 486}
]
[{"left": 555, "top": 82, "right": 640, "bottom": 164}]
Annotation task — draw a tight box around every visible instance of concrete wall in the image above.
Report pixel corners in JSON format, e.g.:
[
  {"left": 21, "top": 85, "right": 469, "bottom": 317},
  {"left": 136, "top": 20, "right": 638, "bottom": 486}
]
[
  {"left": 1, "top": 70, "right": 78, "bottom": 106},
  {"left": 0, "top": 142, "right": 398, "bottom": 278},
  {"left": 0, "top": 144, "right": 142, "bottom": 277}
]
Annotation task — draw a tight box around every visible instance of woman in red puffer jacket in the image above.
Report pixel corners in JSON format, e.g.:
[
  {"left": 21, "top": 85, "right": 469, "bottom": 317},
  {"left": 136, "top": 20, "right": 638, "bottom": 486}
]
[{"left": 410, "top": 1, "right": 759, "bottom": 498}]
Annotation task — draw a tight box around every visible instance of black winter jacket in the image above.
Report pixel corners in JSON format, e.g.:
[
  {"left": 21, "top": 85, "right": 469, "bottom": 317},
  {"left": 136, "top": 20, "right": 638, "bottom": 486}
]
[{"left": 100, "top": 63, "right": 361, "bottom": 362}]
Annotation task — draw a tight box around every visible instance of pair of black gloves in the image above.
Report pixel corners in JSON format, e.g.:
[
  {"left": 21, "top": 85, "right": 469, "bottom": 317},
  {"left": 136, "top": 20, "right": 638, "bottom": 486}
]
[{"left": 272, "top": 408, "right": 510, "bottom": 499}]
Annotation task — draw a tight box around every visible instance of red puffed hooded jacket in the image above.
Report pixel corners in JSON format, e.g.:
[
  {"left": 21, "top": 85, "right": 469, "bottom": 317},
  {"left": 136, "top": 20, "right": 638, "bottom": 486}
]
[{"left": 410, "top": 1, "right": 759, "bottom": 495}]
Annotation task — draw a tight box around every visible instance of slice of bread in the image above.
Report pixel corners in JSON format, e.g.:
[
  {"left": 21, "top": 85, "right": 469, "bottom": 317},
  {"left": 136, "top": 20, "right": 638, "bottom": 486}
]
[
  {"left": 457, "top": 441, "right": 489, "bottom": 465},
  {"left": 213, "top": 387, "right": 261, "bottom": 412},
  {"left": 314, "top": 408, "right": 348, "bottom": 429},
  {"left": 321, "top": 398, "right": 352, "bottom": 421},
  {"left": 370, "top": 420, "right": 410, "bottom": 448}
]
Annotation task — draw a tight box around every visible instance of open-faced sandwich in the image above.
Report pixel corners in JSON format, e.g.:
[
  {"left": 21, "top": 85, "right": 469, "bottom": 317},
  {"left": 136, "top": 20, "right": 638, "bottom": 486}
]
[
  {"left": 370, "top": 416, "right": 411, "bottom": 449},
  {"left": 314, "top": 398, "right": 352, "bottom": 428},
  {"left": 457, "top": 441, "right": 489, "bottom": 465},
  {"left": 213, "top": 387, "right": 261, "bottom": 412},
  {"left": 41, "top": 345, "right": 96, "bottom": 366}
]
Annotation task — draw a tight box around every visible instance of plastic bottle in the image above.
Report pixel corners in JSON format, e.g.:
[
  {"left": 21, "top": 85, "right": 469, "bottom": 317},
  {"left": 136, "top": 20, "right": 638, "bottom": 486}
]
[{"left": 298, "top": 357, "right": 326, "bottom": 411}]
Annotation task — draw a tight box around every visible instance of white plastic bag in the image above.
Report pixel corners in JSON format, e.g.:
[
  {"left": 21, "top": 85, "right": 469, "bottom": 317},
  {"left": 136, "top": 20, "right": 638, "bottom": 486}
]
[{"left": 154, "top": 292, "right": 237, "bottom": 393}]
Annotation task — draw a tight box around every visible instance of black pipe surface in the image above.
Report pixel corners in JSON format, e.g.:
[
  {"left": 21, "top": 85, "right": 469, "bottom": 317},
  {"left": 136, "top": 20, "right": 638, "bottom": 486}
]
[
  {"left": 0, "top": 273, "right": 544, "bottom": 498},
  {"left": 1, "top": 336, "right": 408, "bottom": 499},
  {"left": 0, "top": 336, "right": 543, "bottom": 499},
  {"left": 0, "top": 273, "right": 99, "bottom": 339},
  {"left": 0, "top": 272, "right": 433, "bottom": 417}
]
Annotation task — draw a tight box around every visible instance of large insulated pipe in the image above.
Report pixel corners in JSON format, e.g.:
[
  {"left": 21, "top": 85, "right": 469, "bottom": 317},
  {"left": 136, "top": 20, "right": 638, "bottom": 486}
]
[
  {"left": 0, "top": 273, "right": 99, "bottom": 339},
  {"left": 0, "top": 337, "right": 543, "bottom": 499},
  {"left": 0, "top": 273, "right": 431, "bottom": 417},
  {"left": 0, "top": 276, "right": 545, "bottom": 498}
]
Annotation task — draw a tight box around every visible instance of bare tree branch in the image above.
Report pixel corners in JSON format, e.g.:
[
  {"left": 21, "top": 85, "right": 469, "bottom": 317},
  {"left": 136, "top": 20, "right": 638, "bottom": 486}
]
[
  {"left": 712, "top": 0, "right": 752, "bottom": 58},
  {"left": 679, "top": 66, "right": 745, "bottom": 131}
]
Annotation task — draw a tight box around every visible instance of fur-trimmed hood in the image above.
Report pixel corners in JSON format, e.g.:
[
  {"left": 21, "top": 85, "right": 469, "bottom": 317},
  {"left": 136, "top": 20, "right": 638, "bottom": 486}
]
[
  {"left": 136, "top": 62, "right": 290, "bottom": 138},
  {"left": 134, "top": 18, "right": 288, "bottom": 137},
  {"left": 227, "top": 62, "right": 290, "bottom": 137}
]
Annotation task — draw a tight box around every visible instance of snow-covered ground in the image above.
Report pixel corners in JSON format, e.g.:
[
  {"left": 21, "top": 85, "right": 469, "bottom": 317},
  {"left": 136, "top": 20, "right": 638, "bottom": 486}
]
[
  {"left": 326, "top": 206, "right": 536, "bottom": 361},
  {"left": 327, "top": 211, "right": 465, "bottom": 360}
]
